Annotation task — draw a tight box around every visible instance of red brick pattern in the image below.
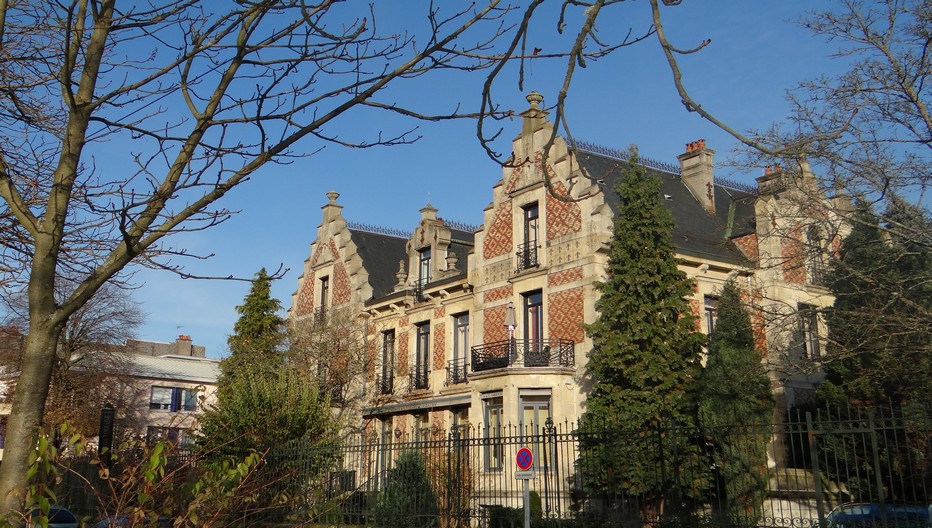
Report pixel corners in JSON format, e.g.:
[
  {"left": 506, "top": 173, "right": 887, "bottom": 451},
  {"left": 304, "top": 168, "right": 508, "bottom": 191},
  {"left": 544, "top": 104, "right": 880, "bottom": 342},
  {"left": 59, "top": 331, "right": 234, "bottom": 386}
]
[
  {"left": 329, "top": 239, "right": 341, "bottom": 261},
  {"left": 504, "top": 164, "right": 524, "bottom": 194},
  {"left": 365, "top": 339, "right": 377, "bottom": 381},
  {"left": 484, "top": 305, "right": 508, "bottom": 343},
  {"left": 548, "top": 287, "right": 585, "bottom": 343},
  {"left": 546, "top": 181, "right": 582, "bottom": 240},
  {"left": 397, "top": 331, "right": 409, "bottom": 374},
  {"left": 434, "top": 306, "right": 446, "bottom": 319},
  {"left": 483, "top": 284, "right": 513, "bottom": 304},
  {"left": 294, "top": 271, "right": 315, "bottom": 317},
  {"left": 733, "top": 233, "right": 759, "bottom": 262},
  {"left": 548, "top": 266, "right": 584, "bottom": 288},
  {"left": 483, "top": 200, "right": 513, "bottom": 259},
  {"left": 310, "top": 241, "right": 325, "bottom": 267},
  {"left": 399, "top": 316, "right": 410, "bottom": 328},
  {"left": 689, "top": 298, "right": 702, "bottom": 331},
  {"left": 782, "top": 227, "right": 805, "bottom": 284},
  {"left": 431, "top": 410, "right": 445, "bottom": 431},
  {"left": 433, "top": 322, "right": 445, "bottom": 370},
  {"left": 333, "top": 261, "right": 351, "bottom": 305}
]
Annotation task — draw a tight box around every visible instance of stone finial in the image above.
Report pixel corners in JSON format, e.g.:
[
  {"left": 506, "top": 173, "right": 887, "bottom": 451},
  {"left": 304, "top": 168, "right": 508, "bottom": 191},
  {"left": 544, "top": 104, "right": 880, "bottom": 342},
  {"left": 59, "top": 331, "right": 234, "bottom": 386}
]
[
  {"left": 526, "top": 91, "right": 543, "bottom": 110},
  {"left": 322, "top": 190, "right": 344, "bottom": 222},
  {"left": 445, "top": 251, "right": 459, "bottom": 273},
  {"left": 394, "top": 259, "right": 409, "bottom": 291},
  {"left": 326, "top": 190, "right": 340, "bottom": 204}
]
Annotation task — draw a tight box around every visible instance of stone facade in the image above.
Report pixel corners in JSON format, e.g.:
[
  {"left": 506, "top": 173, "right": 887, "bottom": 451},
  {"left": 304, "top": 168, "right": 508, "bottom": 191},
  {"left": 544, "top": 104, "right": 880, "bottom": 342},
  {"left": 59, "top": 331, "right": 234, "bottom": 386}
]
[{"left": 288, "top": 92, "right": 846, "bottom": 445}]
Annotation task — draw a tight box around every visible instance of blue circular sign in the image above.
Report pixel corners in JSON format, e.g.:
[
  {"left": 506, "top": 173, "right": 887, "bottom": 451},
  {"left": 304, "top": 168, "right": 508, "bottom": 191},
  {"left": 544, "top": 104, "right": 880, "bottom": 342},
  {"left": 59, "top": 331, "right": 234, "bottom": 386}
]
[{"left": 516, "top": 447, "right": 533, "bottom": 470}]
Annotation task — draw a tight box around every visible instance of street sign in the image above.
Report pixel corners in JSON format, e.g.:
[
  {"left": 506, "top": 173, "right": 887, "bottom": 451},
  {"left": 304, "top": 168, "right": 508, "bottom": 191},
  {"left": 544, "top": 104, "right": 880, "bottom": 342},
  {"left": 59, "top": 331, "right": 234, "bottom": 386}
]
[
  {"left": 515, "top": 470, "right": 535, "bottom": 480},
  {"left": 516, "top": 447, "right": 534, "bottom": 470}
]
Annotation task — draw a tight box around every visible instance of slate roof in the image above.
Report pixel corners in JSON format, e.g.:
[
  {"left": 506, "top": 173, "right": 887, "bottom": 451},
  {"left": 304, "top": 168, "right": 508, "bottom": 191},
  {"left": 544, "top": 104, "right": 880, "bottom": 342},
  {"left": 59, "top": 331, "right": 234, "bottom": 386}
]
[
  {"left": 574, "top": 149, "right": 754, "bottom": 266},
  {"left": 114, "top": 354, "right": 220, "bottom": 384},
  {"left": 348, "top": 229, "right": 408, "bottom": 300}
]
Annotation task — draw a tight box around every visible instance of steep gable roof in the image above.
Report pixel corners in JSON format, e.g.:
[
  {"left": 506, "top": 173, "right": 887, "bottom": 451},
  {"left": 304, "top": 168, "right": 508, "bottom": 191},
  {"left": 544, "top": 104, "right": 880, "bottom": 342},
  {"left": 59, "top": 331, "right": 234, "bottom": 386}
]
[
  {"left": 348, "top": 229, "right": 408, "bottom": 300},
  {"left": 574, "top": 149, "right": 753, "bottom": 265}
]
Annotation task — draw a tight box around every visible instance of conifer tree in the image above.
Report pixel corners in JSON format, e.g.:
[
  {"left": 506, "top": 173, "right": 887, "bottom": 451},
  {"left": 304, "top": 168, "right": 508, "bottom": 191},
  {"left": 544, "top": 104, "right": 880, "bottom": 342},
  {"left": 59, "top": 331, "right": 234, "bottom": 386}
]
[
  {"left": 223, "top": 268, "right": 286, "bottom": 376},
  {"left": 694, "top": 280, "right": 773, "bottom": 522},
  {"left": 580, "top": 148, "right": 706, "bottom": 509}
]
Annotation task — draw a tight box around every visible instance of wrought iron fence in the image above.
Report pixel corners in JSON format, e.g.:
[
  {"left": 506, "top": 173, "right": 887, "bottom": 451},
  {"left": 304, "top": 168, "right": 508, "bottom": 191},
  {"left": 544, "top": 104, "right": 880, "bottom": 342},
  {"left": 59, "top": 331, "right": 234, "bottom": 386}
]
[{"left": 51, "top": 405, "right": 931, "bottom": 528}]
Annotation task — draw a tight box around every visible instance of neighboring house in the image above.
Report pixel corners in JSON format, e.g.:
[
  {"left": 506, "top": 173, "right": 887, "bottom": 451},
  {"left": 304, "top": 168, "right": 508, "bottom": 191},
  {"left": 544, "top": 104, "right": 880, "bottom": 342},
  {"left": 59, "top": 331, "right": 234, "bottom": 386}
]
[
  {"left": 289, "top": 92, "right": 848, "bottom": 451},
  {"left": 0, "top": 334, "right": 219, "bottom": 456}
]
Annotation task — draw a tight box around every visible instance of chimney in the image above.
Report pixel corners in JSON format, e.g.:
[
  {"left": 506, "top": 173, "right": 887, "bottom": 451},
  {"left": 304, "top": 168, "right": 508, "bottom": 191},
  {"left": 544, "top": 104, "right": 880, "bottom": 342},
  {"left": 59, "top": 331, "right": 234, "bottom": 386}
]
[
  {"left": 420, "top": 202, "right": 438, "bottom": 223},
  {"left": 176, "top": 335, "right": 192, "bottom": 356},
  {"left": 756, "top": 164, "right": 786, "bottom": 196},
  {"left": 677, "top": 139, "right": 716, "bottom": 214},
  {"left": 321, "top": 190, "right": 343, "bottom": 223}
]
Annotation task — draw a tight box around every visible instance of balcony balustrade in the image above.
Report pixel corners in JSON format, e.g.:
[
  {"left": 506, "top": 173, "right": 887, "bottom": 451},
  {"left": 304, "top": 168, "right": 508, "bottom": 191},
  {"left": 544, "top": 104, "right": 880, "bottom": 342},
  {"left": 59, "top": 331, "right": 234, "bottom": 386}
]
[
  {"left": 409, "top": 370, "right": 429, "bottom": 391},
  {"left": 515, "top": 242, "right": 539, "bottom": 272},
  {"left": 471, "top": 338, "right": 574, "bottom": 373},
  {"left": 445, "top": 358, "right": 468, "bottom": 385},
  {"left": 375, "top": 374, "right": 393, "bottom": 395}
]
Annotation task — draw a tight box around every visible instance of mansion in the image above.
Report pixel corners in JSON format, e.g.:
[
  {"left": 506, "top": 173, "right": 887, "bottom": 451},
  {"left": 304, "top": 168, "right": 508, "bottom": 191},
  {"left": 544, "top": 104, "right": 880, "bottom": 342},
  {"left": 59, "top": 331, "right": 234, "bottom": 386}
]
[{"left": 288, "top": 92, "right": 847, "bottom": 447}]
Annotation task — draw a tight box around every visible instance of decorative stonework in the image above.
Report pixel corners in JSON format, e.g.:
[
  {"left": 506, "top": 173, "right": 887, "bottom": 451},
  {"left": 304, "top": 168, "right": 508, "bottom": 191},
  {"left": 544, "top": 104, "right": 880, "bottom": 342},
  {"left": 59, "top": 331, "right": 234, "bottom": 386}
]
[
  {"left": 310, "top": 241, "right": 326, "bottom": 267},
  {"left": 433, "top": 306, "right": 446, "bottom": 319},
  {"left": 483, "top": 284, "right": 513, "bottom": 304},
  {"left": 548, "top": 238, "right": 587, "bottom": 267},
  {"left": 483, "top": 305, "right": 508, "bottom": 344},
  {"left": 399, "top": 316, "right": 410, "bottom": 328},
  {"left": 294, "top": 271, "right": 315, "bottom": 317},
  {"left": 397, "top": 331, "right": 409, "bottom": 373},
  {"left": 548, "top": 287, "right": 585, "bottom": 343},
  {"left": 481, "top": 261, "right": 513, "bottom": 286},
  {"left": 333, "top": 262, "right": 351, "bottom": 305},
  {"left": 483, "top": 200, "right": 513, "bottom": 259},
  {"left": 781, "top": 227, "right": 806, "bottom": 284},
  {"left": 433, "top": 322, "right": 446, "bottom": 370},
  {"left": 548, "top": 266, "right": 584, "bottom": 288},
  {"left": 546, "top": 181, "right": 582, "bottom": 240},
  {"left": 733, "top": 233, "right": 759, "bottom": 262},
  {"left": 329, "top": 239, "right": 341, "bottom": 261},
  {"left": 504, "top": 163, "right": 525, "bottom": 194}
]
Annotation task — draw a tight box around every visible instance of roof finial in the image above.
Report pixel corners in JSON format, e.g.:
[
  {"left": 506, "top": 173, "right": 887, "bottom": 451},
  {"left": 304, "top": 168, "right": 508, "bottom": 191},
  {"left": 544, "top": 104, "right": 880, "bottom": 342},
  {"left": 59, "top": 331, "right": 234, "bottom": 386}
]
[
  {"left": 526, "top": 91, "right": 543, "bottom": 110},
  {"left": 326, "top": 190, "right": 340, "bottom": 204}
]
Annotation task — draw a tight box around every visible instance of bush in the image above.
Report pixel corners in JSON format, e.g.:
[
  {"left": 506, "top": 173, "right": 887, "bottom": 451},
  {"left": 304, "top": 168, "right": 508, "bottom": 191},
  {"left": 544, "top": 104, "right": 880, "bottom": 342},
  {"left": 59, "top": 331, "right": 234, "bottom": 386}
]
[{"left": 374, "top": 451, "right": 439, "bottom": 528}]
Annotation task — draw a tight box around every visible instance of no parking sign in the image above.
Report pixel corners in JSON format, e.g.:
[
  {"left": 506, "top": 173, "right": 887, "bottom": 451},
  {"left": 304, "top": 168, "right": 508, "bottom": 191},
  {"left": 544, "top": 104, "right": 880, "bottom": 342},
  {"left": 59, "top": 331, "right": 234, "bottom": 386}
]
[{"left": 515, "top": 447, "right": 534, "bottom": 479}]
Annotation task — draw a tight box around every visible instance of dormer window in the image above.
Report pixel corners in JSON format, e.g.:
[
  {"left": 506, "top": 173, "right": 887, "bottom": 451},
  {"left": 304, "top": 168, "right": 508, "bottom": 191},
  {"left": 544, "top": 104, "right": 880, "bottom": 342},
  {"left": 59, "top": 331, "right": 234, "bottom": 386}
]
[
  {"left": 416, "top": 247, "right": 431, "bottom": 302},
  {"left": 318, "top": 275, "right": 330, "bottom": 320},
  {"left": 517, "top": 202, "right": 539, "bottom": 271}
]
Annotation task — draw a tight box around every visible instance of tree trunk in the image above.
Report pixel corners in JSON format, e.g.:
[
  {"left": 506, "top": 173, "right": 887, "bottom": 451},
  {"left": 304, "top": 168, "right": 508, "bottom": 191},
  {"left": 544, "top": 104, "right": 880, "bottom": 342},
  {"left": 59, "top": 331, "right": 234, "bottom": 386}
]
[{"left": 0, "top": 313, "right": 62, "bottom": 522}]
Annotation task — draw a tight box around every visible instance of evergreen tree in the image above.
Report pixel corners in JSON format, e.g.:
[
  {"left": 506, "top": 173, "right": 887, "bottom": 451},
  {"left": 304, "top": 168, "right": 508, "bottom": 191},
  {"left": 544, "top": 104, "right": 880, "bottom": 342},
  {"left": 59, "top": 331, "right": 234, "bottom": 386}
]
[
  {"left": 223, "top": 268, "right": 286, "bottom": 376},
  {"left": 579, "top": 148, "right": 706, "bottom": 510},
  {"left": 694, "top": 280, "right": 773, "bottom": 523}
]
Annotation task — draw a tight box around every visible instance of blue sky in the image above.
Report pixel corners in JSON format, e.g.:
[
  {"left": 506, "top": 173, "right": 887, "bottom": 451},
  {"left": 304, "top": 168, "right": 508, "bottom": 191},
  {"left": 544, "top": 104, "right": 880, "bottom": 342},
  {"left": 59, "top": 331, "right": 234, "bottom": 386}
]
[{"left": 127, "top": 1, "right": 847, "bottom": 358}]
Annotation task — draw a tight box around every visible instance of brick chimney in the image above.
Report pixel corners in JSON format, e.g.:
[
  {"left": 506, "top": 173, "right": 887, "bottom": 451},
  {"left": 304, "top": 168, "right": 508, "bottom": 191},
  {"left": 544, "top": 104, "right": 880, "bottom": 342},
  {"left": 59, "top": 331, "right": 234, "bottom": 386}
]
[
  {"left": 677, "top": 139, "right": 716, "bottom": 214},
  {"left": 176, "top": 334, "right": 192, "bottom": 356}
]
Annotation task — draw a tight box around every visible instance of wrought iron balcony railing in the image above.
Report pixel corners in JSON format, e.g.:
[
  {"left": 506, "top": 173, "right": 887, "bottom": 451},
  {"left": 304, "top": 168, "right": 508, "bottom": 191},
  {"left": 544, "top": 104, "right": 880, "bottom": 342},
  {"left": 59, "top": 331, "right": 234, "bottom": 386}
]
[
  {"left": 445, "top": 358, "right": 468, "bottom": 385},
  {"left": 376, "top": 374, "right": 393, "bottom": 395},
  {"left": 414, "top": 278, "right": 430, "bottom": 303},
  {"left": 409, "top": 370, "right": 429, "bottom": 391},
  {"left": 471, "top": 338, "right": 575, "bottom": 373},
  {"left": 516, "top": 242, "right": 539, "bottom": 272}
]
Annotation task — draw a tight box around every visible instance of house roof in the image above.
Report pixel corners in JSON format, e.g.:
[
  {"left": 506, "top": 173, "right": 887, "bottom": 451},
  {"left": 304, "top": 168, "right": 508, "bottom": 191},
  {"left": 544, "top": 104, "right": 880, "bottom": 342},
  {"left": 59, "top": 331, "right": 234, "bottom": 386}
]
[
  {"left": 348, "top": 229, "right": 408, "bottom": 300},
  {"left": 574, "top": 149, "right": 754, "bottom": 266},
  {"left": 118, "top": 354, "right": 220, "bottom": 384}
]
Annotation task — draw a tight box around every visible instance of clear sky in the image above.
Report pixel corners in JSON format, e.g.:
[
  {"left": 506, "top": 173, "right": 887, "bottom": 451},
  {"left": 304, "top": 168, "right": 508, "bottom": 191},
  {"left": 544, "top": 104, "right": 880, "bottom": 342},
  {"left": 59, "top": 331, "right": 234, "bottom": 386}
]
[{"left": 127, "top": 1, "right": 848, "bottom": 358}]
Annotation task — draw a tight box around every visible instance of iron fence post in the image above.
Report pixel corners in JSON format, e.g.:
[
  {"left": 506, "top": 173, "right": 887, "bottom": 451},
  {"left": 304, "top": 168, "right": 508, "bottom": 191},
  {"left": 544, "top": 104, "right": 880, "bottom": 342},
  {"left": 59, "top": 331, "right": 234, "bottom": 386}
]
[{"left": 806, "top": 411, "right": 826, "bottom": 528}]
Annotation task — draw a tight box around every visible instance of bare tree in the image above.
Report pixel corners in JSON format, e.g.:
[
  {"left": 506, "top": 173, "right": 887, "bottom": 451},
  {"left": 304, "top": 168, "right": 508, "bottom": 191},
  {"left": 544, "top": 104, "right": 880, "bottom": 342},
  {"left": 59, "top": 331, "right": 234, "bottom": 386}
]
[
  {"left": 0, "top": 0, "right": 747, "bottom": 516},
  {"left": 1, "top": 281, "right": 143, "bottom": 438}
]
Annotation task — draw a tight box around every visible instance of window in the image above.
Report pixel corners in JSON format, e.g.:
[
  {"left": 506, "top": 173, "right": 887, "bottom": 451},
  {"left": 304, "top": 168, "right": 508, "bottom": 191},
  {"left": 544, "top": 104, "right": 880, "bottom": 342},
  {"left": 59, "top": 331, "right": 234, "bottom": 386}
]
[
  {"left": 520, "top": 389, "right": 553, "bottom": 469},
  {"left": 380, "top": 330, "right": 395, "bottom": 394},
  {"left": 798, "top": 303, "right": 821, "bottom": 359},
  {"left": 415, "top": 413, "right": 431, "bottom": 442},
  {"left": 807, "top": 226, "right": 825, "bottom": 286},
  {"left": 524, "top": 290, "right": 543, "bottom": 354},
  {"left": 704, "top": 295, "right": 719, "bottom": 335},
  {"left": 318, "top": 276, "right": 330, "bottom": 319},
  {"left": 450, "top": 313, "right": 469, "bottom": 384},
  {"left": 413, "top": 323, "right": 430, "bottom": 390},
  {"left": 146, "top": 426, "right": 192, "bottom": 446},
  {"left": 415, "top": 247, "right": 432, "bottom": 302},
  {"left": 149, "top": 386, "right": 198, "bottom": 412},
  {"left": 451, "top": 406, "right": 469, "bottom": 440},
  {"left": 483, "top": 393, "right": 504, "bottom": 470},
  {"left": 518, "top": 203, "right": 540, "bottom": 271}
]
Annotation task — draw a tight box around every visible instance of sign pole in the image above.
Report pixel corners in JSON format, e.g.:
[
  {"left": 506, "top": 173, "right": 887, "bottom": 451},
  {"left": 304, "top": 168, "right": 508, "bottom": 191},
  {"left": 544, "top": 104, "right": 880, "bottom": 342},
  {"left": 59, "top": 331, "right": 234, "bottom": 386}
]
[{"left": 523, "top": 478, "right": 530, "bottom": 528}]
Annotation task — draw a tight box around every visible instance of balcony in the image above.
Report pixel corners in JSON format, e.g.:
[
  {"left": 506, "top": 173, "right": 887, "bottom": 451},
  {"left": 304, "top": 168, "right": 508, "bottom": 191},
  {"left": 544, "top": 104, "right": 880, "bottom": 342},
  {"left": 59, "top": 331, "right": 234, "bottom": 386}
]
[
  {"left": 376, "top": 374, "right": 393, "bottom": 395},
  {"left": 471, "top": 338, "right": 575, "bottom": 373},
  {"left": 516, "top": 242, "right": 539, "bottom": 272},
  {"left": 414, "top": 278, "right": 430, "bottom": 303},
  {"left": 409, "top": 370, "right": 429, "bottom": 391},
  {"left": 445, "top": 358, "right": 468, "bottom": 385}
]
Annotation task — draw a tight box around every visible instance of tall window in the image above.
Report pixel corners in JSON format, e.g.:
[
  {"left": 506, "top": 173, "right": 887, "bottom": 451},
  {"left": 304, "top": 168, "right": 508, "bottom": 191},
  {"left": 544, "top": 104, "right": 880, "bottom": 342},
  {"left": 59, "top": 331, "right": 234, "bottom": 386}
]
[
  {"left": 319, "top": 275, "right": 330, "bottom": 318},
  {"left": 149, "top": 386, "right": 198, "bottom": 412},
  {"left": 414, "top": 322, "right": 430, "bottom": 390},
  {"left": 518, "top": 202, "right": 539, "bottom": 270},
  {"left": 415, "top": 413, "right": 431, "bottom": 443},
  {"left": 798, "top": 303, "right": 821, "bottom": 359},
  {"left": 453, "top": 313, "right": 469, "bottom": 364},
  {"left": 704, "top": 295, "right": 719, "bottom": 335},
  {"left": 483, "top": 393, "right": 504, "bottom": 470},
  {"left": 380, "top": 330, "right": 395, "bottom": 394},
  {"left": 807, "top": 226, "right": 825, "bottom": 286},
  {"left": 520, "top": 389, "right": 552, "bottom": 469},
  {"left": 451, "top": 407, "right": 470, "bottom": 440},
  {"left": 524, "top": 290, "right": 543, "bottom": 354}
]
